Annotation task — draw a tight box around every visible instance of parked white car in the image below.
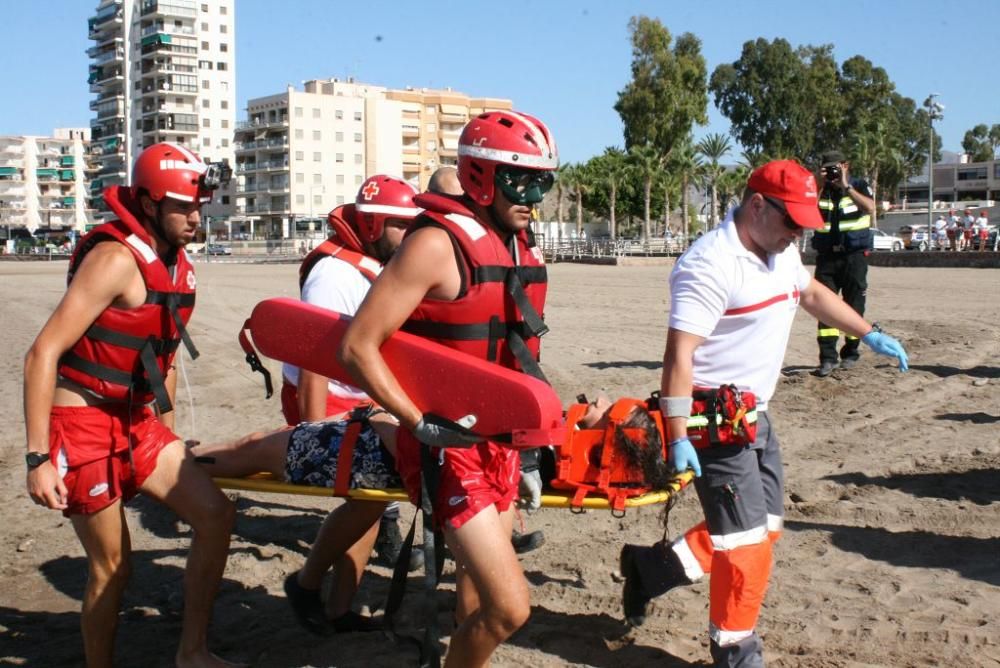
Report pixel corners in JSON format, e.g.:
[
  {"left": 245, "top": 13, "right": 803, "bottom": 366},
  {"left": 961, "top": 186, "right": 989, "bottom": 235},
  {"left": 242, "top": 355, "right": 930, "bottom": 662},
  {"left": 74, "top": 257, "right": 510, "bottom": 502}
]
[{"left": 871, "top": 229, "right": 904, "bottom": 252}]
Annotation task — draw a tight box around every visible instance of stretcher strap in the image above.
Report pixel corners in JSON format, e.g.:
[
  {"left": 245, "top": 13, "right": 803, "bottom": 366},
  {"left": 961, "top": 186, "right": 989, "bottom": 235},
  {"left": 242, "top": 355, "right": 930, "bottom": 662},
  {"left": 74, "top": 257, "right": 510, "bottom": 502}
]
[{"left": 333, "top": 420, "right": 362, "bottom": 496}]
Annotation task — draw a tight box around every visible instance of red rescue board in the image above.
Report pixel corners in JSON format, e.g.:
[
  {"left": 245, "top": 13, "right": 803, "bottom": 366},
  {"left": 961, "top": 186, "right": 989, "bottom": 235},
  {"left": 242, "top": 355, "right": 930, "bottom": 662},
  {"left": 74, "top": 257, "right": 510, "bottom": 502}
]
[{"left": 240, "top": 297, "right": 564, "bottom": 446}]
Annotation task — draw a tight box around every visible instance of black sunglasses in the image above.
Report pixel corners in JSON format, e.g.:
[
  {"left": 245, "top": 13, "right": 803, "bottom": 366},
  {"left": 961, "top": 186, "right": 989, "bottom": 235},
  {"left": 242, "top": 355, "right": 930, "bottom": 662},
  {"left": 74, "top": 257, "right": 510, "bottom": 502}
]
[{"left": 762, "top": 196, "right": 801, "bottom": 230}]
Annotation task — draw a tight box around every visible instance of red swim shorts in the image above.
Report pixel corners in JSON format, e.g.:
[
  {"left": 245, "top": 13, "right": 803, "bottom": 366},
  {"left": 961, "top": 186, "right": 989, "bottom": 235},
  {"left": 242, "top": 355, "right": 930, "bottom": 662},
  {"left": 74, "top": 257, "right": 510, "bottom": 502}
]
[
  {"left": 395, "top": 431, "right": 520, "bottom": 531},
  {"left": 49, "top": 405, "right": 179, "bottom": 517}
]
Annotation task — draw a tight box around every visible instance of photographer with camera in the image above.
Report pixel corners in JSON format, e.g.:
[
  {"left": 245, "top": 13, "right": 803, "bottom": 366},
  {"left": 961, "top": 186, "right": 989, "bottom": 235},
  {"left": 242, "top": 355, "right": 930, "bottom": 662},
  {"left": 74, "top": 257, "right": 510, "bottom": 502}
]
[{"left": 811, "top": 150, "right": 877, "bottom": 377}]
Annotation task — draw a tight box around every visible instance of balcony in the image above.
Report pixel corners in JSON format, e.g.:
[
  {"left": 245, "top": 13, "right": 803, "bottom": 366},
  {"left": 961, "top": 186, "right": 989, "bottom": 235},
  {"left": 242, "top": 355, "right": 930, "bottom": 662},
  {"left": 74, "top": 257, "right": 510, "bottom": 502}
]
[
  {"left": 236, "top": 116, "right": 289, "bottom": 130},
  {"left": 89, "top": 92, "right": 124, "bottom": 111},
  {"left": 140, "top": 1, "right": 197, "bottom": 20},
  {"left": 236, "top": 159, "right": 288, "bottom": 173},
  {"left": 88, "top": 2, "right": 123, "bottom": 36},
  {"left": 140, "top": 56, "right": 197, "bottom": 77},
  {"left": 141, "top": 23, "right": 195, "bottom": 38},
  {"left": 92, "top": 47, "right": 125, "bottom": 66},
  {"left": 235, "top": 136, "right": 289, "bottom": 152},
  {"left": 89, "top": 66, "right": 124, "bottom": 88},
  {"left": 86, "top": 36, "right": 123, "bottom": 59}
]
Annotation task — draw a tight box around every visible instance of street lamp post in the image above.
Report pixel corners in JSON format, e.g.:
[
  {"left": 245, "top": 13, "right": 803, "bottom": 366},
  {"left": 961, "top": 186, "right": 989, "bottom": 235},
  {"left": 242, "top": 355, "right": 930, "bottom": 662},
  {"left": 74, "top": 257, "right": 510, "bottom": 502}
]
[{"left": 924, "top": 94, "right": 944, "bottom": 250}]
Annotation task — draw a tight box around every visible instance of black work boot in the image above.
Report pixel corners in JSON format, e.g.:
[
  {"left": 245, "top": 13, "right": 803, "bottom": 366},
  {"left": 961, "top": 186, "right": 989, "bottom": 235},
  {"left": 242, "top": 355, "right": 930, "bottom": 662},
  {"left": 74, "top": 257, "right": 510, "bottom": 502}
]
[
  {"left": 620, "top": 540, "right": 692, "bottom": 627},
  {"left": 373, "top": 517, "right": 424, "bottom": 572}
]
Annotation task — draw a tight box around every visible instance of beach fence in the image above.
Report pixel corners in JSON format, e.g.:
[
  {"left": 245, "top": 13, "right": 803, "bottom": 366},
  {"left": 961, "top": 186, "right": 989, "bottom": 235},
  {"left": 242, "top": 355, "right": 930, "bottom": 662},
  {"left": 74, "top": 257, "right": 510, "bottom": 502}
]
[{"left": 538, "top": 236, "right": 686, "bottom": 262}]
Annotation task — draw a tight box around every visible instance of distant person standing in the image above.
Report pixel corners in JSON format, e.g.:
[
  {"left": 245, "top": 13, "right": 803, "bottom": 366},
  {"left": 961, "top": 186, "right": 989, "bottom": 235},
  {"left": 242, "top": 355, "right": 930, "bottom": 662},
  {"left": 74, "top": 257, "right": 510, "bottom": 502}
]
[
  {"left": 946, "top": 209, "right": 960, "bottom": 251},
  {"left": 975, "top": 210, "right": 990, "bottom": 251},
  {"left": 933, "top": 213, "right": 948, "bottom": 251},
  {"left": 963, "top": 208, "right": 976, "bottom": 251},
  {"left": 810, "top": 150, "right": 877, "bottom": 377}
]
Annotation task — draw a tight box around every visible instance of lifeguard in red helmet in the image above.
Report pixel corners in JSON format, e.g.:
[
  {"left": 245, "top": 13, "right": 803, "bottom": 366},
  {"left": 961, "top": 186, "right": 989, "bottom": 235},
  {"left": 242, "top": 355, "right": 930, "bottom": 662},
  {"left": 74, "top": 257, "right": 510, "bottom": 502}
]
[
  {"left": 339, "top": 110, "right": 557, "bottom": 667},
  {"left": 279, "top": 174, "right": 423, "bottom": 635},
  {"left": 23, "top": 142, "right": 240, "bottom": 668}
]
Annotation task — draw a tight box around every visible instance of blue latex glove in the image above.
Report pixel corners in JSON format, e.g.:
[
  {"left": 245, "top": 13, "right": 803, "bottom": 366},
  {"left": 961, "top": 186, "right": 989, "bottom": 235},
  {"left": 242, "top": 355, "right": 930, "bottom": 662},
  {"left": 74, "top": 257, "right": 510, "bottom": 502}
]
[
  {"left": 861, "top": 330, "right": 909, "bottom": 372},
  {"left": 669, "top": 437, "right": 701, "bottom": 477}
]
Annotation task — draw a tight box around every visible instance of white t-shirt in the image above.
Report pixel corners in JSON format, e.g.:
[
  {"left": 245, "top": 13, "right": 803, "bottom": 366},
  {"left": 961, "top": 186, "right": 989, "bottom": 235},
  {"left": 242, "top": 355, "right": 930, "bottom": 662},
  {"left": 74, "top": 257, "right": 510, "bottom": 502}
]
[
  {"left": 669, "top": 219, "right": 812, "bottom": 408},
  {"left": 282, "top": 255, "right": 374, "bottom": 400},
  {"left": 975, "top": 215, "right": 989, "bottom": 232}
]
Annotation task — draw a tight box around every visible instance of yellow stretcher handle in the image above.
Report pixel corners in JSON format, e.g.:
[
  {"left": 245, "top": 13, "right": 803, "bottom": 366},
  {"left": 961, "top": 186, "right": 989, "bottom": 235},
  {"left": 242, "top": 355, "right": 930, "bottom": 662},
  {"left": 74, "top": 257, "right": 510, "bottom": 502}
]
[{"left": 212, "top": 470, "right": 695, "bottom": 510}]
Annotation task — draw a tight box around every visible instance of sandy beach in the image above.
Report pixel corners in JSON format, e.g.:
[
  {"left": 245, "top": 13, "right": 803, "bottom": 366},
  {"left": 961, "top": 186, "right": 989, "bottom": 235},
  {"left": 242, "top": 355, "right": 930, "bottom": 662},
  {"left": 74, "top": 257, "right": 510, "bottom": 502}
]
[{"left": 1, "top": 259, "right": 998, "bottom": 667}]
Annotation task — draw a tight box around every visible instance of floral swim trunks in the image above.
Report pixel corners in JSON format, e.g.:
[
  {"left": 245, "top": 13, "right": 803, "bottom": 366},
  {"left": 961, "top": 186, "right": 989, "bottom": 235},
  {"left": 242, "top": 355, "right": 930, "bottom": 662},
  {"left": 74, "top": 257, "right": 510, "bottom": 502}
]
[{"left": 285, "top": 419, "right": 402, "bottom": 490}]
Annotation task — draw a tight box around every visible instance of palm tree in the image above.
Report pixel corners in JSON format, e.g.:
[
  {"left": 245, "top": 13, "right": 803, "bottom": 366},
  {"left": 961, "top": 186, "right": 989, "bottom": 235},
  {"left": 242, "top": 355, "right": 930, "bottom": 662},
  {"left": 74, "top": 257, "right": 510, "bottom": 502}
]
[
  {"left": 716, "top": 165, "right": 750, "bottom": 218},
  {"left": 697, "top": 133, "right": 732, "bottom": 230},
  {"left": 555, "top": 163, "right": 572, "bottom": 229},
  {"left": 670, "top": 141, "right": 703, "bottom": 247},
  {"left": 627, "top": 144, "right": 662, "bottom": 242},
  {"left": 558, "top": 163, "right": 591, "bottom": 238},
  {"left": 600, "top": 147, "right": 629, "bottom": 240}
]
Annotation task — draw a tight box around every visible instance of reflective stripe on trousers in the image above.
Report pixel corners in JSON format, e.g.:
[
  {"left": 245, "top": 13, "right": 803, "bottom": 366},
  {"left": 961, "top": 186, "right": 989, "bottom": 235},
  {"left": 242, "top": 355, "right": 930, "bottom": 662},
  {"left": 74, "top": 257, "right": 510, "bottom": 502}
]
[{"left": 672, "top": 411, "right": 784, "bottom": 663}]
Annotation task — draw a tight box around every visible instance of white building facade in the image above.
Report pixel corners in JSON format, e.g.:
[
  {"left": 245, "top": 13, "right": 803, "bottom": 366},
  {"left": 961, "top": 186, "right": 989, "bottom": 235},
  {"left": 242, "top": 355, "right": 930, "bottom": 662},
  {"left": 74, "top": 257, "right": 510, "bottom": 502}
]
[{"left": 87, "top": 0, "right": 235, "bottom": 222}]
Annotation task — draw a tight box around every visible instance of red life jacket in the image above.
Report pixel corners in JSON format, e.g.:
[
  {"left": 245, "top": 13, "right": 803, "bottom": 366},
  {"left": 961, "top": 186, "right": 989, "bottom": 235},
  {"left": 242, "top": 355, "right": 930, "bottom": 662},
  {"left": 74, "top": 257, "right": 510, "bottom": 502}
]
[
  {"left": 299, "top": 204, "right": 382, "bottom": 289},
  {"left": 401, "top": 192, "right": 549, "bottom": 381},
  {"left": 57, "top": 185, "right": 199, "bottom": 412}
]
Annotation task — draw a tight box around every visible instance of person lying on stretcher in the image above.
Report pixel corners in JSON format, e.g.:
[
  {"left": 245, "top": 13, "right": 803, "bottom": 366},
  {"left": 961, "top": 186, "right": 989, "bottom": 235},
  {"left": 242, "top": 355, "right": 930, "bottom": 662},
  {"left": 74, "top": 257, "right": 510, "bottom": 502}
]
[{"left": 190, "top": 394, "right": 670, "bottom": 494}]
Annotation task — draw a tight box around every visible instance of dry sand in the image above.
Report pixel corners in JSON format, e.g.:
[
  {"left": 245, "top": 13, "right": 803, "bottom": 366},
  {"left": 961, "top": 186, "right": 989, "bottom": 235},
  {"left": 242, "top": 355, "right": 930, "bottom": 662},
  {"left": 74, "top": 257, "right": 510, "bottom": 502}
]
[{"left": 1, "top": 259, "right": 998, "bottom": 667}]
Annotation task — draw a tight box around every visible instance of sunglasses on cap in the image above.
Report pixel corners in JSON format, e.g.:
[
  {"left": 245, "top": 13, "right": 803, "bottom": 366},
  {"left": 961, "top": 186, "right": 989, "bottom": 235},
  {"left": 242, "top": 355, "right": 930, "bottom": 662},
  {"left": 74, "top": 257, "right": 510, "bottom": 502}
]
[
  {"left": 762, "top": 196, "right": 801, "bottom": 231},
  {"left": 494, "top": 165, "right": 555, "bottom": 206}
]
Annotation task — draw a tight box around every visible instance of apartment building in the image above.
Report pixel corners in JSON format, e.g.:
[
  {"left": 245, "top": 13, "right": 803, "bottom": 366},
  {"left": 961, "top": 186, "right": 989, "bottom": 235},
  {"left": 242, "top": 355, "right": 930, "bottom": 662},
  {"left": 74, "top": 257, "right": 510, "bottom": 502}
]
[
  {"left": 385, "top": 87, "right": 512, "bottom": 190},
  {"left": 87, "top": 0, "right": 235, "bottom": 223},
  {"left": 898, "top": 157, "right": 1000, "bottom": 206},
  {"left": 233, "top": 78, "right": 403, "bottom": 239},
  {"left": 0, "top": 129, "right": 94, "bottom": 233},
  {"left": 233, "top": 79, "right": 513, "bottom": 239}
]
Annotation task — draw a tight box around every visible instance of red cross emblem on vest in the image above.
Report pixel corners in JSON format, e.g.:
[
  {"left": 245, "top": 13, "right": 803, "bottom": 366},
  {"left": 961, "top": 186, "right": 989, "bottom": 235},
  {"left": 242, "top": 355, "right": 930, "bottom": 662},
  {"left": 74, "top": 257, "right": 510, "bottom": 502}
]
[{"left": 361, "top": 181, "right": 380, "bottom": 201}]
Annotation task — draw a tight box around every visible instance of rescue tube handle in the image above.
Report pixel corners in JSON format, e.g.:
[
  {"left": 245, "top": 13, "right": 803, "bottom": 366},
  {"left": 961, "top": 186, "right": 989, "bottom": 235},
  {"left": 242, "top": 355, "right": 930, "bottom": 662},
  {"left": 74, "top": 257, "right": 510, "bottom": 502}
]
[{"left": 238, "top": 321, "right": 274, "bottom": 399}]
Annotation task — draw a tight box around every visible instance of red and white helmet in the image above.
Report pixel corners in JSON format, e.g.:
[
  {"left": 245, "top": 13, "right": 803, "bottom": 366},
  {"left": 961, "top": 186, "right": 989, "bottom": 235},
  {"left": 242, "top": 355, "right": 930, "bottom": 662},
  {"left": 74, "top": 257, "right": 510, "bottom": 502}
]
[
  {"left": 457, "top": 110, "right": 558, "bottom": 205},
  {"left": 131, "top": 142, "right": 212, "bottom": 204},
  {"left": 354, "top": 175, "right": 421, "bottom": 242}
]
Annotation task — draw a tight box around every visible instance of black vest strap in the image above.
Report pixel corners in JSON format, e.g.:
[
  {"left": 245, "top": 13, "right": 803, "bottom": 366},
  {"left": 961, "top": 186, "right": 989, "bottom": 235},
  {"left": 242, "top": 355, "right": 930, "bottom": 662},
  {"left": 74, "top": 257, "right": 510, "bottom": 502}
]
[
  {"left": 85, "top": 324, "right": 181, "bottom": 355},
  {"left": 164, "top": 292, "right": 200, "bottom": 360},
  {"left": 473, "top": 265, "right": 547, "bottom": 285},
  {"left": 59, "top": 351, "right": 136, "bottom": 389},
  {"left": 146, "top": 290, "right": 196, "bottom": 308}
]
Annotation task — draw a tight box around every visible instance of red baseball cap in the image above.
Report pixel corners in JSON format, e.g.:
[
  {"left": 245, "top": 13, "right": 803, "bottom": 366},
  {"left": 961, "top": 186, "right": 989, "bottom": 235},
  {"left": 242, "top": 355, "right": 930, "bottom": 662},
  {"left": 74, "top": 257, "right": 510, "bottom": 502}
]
[{"left": 747, "top": 159, "right": 824, "bottom": 230}]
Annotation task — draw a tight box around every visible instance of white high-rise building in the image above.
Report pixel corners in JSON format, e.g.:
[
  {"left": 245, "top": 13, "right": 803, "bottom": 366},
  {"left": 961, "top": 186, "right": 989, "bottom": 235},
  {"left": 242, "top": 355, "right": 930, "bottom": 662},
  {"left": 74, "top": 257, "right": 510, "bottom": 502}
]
[
  {"left": 0, "top": 129, "right": 94, "bottom": 234},
  {"left": 87, "top": 0, "right": 235, "bottom": 222}
]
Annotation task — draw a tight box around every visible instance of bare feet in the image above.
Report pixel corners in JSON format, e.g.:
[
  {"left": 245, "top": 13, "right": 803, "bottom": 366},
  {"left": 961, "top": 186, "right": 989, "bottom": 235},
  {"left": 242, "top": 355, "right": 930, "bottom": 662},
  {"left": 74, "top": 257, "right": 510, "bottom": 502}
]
[{"left": 175, "top": 649, "right": 248, "bottom": 668}]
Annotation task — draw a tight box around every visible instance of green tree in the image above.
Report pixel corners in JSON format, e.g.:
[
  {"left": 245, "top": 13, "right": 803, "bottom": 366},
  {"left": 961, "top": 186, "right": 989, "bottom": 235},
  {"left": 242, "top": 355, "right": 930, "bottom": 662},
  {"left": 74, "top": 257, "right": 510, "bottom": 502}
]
[
  {"left": 589, "top": 147, "right": 630, "bottom": 239},
  {"left": 697, "top": 133, "right": 732, "bottom": 229},
  {"left": 710, "top": 39, "right": 840, "bottom": 162},
  {"left": 717, "top": 165, "right": 749, "bottom": 216},
  {"left": 559, "top": 163, "right": 594, "bottom": 238},
  {"left": 615, "top": 17, "right": 709, "bottom": 156},
  {"left": 962, "top": 124, "right": 997, "bottom": 162}
]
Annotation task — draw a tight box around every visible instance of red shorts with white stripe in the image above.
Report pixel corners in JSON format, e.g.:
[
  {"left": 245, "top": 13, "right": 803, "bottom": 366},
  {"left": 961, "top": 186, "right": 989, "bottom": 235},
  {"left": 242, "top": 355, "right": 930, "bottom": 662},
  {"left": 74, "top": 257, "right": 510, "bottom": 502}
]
[
  {"left": 48, "top": 405, "right": 178, "bottom": 517},
  {"left": 395, "top": 431, "right": 520, "bottom": 530}
]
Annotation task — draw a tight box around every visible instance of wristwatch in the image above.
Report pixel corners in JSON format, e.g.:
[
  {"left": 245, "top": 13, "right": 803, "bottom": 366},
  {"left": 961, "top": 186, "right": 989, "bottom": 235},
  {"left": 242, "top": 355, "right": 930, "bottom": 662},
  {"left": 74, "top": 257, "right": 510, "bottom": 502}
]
[
  {"left": 25, "top": 451, "right": 49, "bottom": 470},
  {"left": 844, "top": 183, "right": 853, "bottom": 193}
]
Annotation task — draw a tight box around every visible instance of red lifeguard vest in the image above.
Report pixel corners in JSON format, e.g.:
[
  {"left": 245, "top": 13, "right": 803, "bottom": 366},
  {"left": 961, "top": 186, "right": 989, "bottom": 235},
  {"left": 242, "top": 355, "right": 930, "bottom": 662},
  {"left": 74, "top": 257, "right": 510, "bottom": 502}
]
[
  {"left": 57, "top": 185, "right": 198, "bottom": 412},
  {"left": 299, "top": 204, "right": 382, "bottom": 289},
  {"left": 401, "top": 193, "right": 549, "bottom": 381}
]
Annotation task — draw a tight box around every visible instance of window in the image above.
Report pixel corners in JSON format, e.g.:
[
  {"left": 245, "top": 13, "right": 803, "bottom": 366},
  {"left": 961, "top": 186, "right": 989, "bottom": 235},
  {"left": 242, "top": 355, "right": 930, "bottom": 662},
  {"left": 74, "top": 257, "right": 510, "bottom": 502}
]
[
  {"left": 202, "top": 137, "right": 211, "bottom": 146},
  {"left": 354, "top": 154, "right": 362, "bottom": 164},
  {"left": 336, "top": 174, "right": 344, "bottom": 184},
  {"left": 202, "top": 80, "right": 210, "bottom": 89},
  {"left": 335, "top": 132, "right": 343, "bottom": 142},
  {"left": 220, "top": 24, "right": 227, "bottom": 33},
  {"left": 221, "top": 138, "right": 228, "bottom": 147},
  {"left": 958, "top": 167, "right": 988, "bottom": 181},
  {"left": 294, "top": 107, "right": 303, "bottom": 117},
  {"left": 336, "top": 195, "right": 345, "bottom": 205},
  {"left": 295, "top": 172, "right": 304, "bottom": 184},
  {"left": 335, "top": 153, "right": 344, "bottom": 163},
  {"left": 220, "top": 5, "right": 227, "bottom": 14},
  {"left": 201, "top": 3, "right": 208, "bottom": 11},
  {"left": 221, "top": 100, "right": 228, "bottom": 109},
  {"left": 295, "top": 151, "right": 304, "bottom": 160},
  {"left": 221, "top": 81, "right": 228, "bottom": 91},
  {"left": 221, "top": 120, "right": 229, "bottom": 129},
  {"left": 313, "top": 173, "right": 322, "bottom": 184},
  {"left": 221, "top": 195, "right": 230, "bottom": 204},
  {"left": 217, "top": 62, "right": 227, "bottom": 71},
  {"left": 354, "top": 133, "right": 362, "bottom": 142},
  {"left": 201, "top": 41, "right": 209, "bottom": 50},
  {"left": 220, "top": 43, "right": 228, "bottom": 53},
  {"left": 312, "top": 108, "right": 320, "bottom": 119},
  {"left": 199, "top": 60, "right": 212, "bottom": 69},
  {"left": 295, "top": 194, "right": 305, "bottom": 205},
  {"left": 201, "top": 22, "right": 209, "bottom": 30},
  {"left": 354, "top": 111, "right": 362, "bottom": 121},
  {"left": 313, "top": 194, "right": 322, "bottom": 205},
  {"left": 313, "top": 152, "right": 321, "bottom": 162},
  {"left": 202, "top": 99, "right": 210, "bottom": 108},
  {"left": 335, "top": 110, "right": 343, "bottom": 120},
  {"left": 203, "top": 118, "right": 211, "bottom": 128},
  {"left": 355, "top": 174, "right": 363, "bottom": 185},
  {"left": 294, "top": 129, "right": 303, "bottom": 139},
  {"left": 313, "top": 130, "right": 321, "bottom": 141}
]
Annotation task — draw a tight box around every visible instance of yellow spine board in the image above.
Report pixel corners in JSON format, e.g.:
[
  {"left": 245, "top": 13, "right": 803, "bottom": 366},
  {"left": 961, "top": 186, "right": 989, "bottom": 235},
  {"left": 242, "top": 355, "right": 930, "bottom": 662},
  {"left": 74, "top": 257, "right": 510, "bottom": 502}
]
[{"left": 212, "top": 470, "right": 694, "bottom": 510}]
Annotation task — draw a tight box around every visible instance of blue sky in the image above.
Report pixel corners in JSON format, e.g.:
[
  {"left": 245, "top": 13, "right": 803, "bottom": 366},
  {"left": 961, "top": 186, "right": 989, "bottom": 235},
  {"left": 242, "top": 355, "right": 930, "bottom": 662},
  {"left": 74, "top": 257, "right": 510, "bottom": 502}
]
[{"left": 3, "top": 0, "right": 997, "bottom": 164}]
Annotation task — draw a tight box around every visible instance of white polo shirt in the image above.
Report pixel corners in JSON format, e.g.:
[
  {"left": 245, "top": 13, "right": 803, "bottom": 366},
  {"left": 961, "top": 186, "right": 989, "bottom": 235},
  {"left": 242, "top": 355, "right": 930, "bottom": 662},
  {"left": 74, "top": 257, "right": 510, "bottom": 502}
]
[
  {"left": 282, "top": 255, "right": 372, "bottom": 400},
  {"left": 669, "top": 219, "right": 812, "bottom": 408}
]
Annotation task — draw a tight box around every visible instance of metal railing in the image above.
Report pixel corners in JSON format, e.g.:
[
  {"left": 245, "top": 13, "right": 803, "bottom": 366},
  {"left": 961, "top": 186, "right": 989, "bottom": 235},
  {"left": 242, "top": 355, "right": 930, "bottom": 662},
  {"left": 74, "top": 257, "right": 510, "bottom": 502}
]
[{"left": 538, "top": 237, "right": 687, "bottom": 262}]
